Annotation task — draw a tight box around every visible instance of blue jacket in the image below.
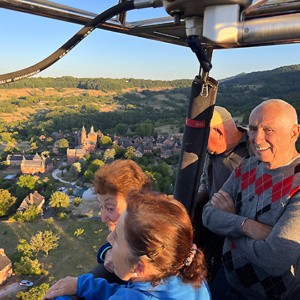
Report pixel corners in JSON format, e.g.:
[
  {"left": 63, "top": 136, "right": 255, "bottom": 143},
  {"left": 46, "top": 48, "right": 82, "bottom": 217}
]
[
  {"left": 54, "top": 273, "right": 211, "bottom": 300},
  {"left": 97, "top": 242, "right": 112, "bottom": 264}
]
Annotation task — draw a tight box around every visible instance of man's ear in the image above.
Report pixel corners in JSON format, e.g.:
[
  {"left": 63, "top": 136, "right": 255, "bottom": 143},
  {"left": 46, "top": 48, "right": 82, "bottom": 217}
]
[
  {"left": 216, "top": 128, "right": 224, "bottom": 139},
  {"left": 290, "top": 124, "right": 300, "bottom": 141}
]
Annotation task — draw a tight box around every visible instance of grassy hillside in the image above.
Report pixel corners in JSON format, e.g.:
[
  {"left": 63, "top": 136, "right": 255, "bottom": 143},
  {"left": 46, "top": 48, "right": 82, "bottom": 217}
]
[
  {"left": 0, "top": 218, "right": 109, "bottom": 285},
  {"left": 215, "top": 64, "right": 300, "bottom": 117},
  {"left": 0, "top": 86, "right": 183, "bottom": 123},
  {"left": 0, "top": 65, "right": 300, "bottom": 147}
]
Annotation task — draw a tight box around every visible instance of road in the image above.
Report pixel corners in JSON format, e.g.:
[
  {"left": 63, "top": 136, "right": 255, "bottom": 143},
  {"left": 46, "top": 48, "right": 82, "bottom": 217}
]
[
  {"left": 0, "top": 282, "right": 26, "bottom": 299},
  {"left": 52, "top": 168, "right": 77, "bottom": 185}
]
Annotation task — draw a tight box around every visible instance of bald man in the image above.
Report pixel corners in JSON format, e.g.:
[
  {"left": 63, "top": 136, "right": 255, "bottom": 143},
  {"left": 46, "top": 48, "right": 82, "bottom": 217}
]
[
  {"left": 203, "top": 100, "right": 300, "bottom": 299},
  {"left": 195, "top": 106, "right": 250, "bottom": 284},
  {"left": 199, "top": 106, "right": 250, "bottom": 199}
]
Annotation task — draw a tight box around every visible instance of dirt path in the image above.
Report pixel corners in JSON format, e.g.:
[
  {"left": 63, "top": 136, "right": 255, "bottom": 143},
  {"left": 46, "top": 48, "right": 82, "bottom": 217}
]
[{"left": 0, "top": 281, "right": 27, "bottom": 300}]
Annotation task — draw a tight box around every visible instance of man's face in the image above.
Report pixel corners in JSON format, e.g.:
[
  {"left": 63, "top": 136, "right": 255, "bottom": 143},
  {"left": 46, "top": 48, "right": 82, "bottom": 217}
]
[
  {"left": 248, "top": 106, "right": 294, "bottom": 169},
  {"left": 207, "top": 126, "right": 227, "bottom": 155}
]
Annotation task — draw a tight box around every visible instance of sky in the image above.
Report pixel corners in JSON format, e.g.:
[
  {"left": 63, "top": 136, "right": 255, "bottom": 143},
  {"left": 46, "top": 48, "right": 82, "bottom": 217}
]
[{"left": 0, "top": 0, "right": 300, "bottom": 81}]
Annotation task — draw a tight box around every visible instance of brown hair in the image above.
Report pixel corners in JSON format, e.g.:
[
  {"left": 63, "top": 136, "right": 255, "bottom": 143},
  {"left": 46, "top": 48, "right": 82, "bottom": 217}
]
[
  {"left": 124, "top": 190, "right": 207, "bottom": 287},
  {"left": 93, "top": 159, "right": 152, "bottom": 196}
]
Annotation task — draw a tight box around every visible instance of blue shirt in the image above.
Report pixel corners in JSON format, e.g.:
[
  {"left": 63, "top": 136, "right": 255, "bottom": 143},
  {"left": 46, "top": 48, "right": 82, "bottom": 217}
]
[{"left": 54, "top": 273, "right": 211, "bottom": 300}]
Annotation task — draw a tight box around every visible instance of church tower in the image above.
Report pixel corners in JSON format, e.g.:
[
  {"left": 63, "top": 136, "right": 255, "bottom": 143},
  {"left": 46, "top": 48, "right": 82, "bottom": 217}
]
[
  {"left": 88, "top": 125, "right": 97, "bottom": 144},
  {"left": 79, "top": 125, "right": 86, "bottom": 145}
]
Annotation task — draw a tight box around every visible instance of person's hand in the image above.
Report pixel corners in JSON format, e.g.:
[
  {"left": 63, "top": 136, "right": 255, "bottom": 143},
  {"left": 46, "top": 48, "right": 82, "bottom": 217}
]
[
  {"left": 242, "top": 219, "right": 272, "bottom": 241},
  {"left": 211, "top": 190, "right": 236, "bottom": 214},
  {"left": 104, "top": 249, "right": 114, "bottom": 273},
  {"left": 43, "top": 276, "right": 78, "bottom": 300}
]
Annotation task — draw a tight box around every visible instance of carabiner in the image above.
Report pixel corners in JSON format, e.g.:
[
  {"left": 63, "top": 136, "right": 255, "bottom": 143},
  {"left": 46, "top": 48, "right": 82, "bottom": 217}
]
[{"left": 200, "top": 84, "right": 209, "bottom": 98}]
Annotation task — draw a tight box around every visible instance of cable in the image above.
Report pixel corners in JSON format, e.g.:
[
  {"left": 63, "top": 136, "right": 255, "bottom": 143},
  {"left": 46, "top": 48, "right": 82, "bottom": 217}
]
[{"left": 0, "top": 1, "right": 135, "bottom": 85}]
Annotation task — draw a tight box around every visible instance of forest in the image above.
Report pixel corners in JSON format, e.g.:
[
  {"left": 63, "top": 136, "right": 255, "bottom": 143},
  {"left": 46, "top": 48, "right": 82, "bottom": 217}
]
[
  {"left": 0, "top": 64, "right": 300, "bottom": 146},
  {"left": 0, "top": 76, "right": 192, "bottom": 91}
]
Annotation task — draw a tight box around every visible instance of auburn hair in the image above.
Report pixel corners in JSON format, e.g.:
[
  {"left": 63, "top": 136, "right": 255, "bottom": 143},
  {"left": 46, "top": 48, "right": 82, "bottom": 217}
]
[
  {"left": 124, "top": 190, "right": 207, "bottom": 287},
  {"left": 93, "top": 159, "right": 152, "bottom": 196}
]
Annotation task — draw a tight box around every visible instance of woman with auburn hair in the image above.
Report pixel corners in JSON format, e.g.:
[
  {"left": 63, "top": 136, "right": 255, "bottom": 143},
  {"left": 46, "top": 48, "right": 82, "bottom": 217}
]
[
  {"left": 90, "top": 159, "right": 152, "bottom": 282},
  {"left": 43, "top": 190, "right": 211, "bottom": 300}
]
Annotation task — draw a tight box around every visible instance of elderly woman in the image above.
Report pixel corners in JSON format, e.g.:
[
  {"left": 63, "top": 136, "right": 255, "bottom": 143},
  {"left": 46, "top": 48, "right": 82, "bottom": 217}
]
[
  {"left": 43, "top": 190, "right": 211, "bottom": 300},
  {"left": 90, "top": 159, "right": 152, "bottom": 282}
]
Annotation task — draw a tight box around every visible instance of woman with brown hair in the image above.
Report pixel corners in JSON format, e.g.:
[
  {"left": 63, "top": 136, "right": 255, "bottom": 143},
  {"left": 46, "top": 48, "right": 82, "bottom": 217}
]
[
  {"left": 90, "top": 159, "right": 152, "bottom": 282},
  {"left": 44, "top": 190, "right": 210, "bottom": 300}
]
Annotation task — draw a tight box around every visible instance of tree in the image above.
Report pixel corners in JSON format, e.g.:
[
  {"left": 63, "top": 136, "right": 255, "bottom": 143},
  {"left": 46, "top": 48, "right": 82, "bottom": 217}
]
[
  {"left": 4, "top": 146, "right": 20, "bottom": 153},
  {"left": 112, "top": 144, "right": 124, "bottom": 159},
  {"left": 78, "top": 157, "right": 88, "bottom": 172},
  {"left": 58, "top": 139, "right": 69, "bottom": 154},
  {"left": 17, "top": 283, "right": 50, "bottom": 300},
  {"left": 10, "top": 205, "right": 43, "bottom": 222},
  {"left": 69, "top": 162, "right": 81, "bottom": 177},
  {"left": 103, "top": 148, "right": 116, "bottom": 162},
  {"left": 144, "top": 151, "right": 154, "bottom": 159},
  {"left": 125, "top": 146, "right": 135, "bottom": 159},
  {"left": 115, "top": 123, "right": 128, "bottom": 136},
  {"left": 29, "top": 142, "right": 39, "bottom": 153},
  {"left": 49, "top": 192, "right": 70, "bottom": 210},
  {"left": 14, "top": 256, "right": 48, "bottom": 276},
  {"left": 156, "top": 162, "right": 170, "bottom": 177},
  {"left": 85, "top": 153, "right": 92, "bottom": 162},
  {"left": 41, "top": 151, "right": 50, "bottom": 157},
  {"left": 84, "top": 169, "right": 94, "bottom": 182},
  {"left": 41, "top": 181, "right": 57, "bottom": 201},
  {"left": 135, "top": 123, "right": 154, "bottom": 137},
  {"left": 0, "top": 132, "right": 15, "bottom": 143},
  {"left": 74, "top": 197, "right": 82, "bottom": 207},
  {"left": 88, "top": 159, "right": 104, "bottom": 173},
  {"left": 0, "top": 189, "right": 16, "bottom": 216},
  {"left": 30, "top": 230, "right": 59, "bottom": 257},
  {"left": 59, "top": 165, "right": 65, "bottom": 177},
  {"left": 100, "top": 136, "right": 112, "bottom": 148},
  {"left": 14, "top": 185, "right": 30, "bottom": 203},
  {"left": 15, "top": 239, "right": 33, "bottom": 260},
  {"left": 58, "top": 212, "right": 67, "bottom": 220},
  {"left": 17, "top": 175, "right": 39, "bottom": 190}
]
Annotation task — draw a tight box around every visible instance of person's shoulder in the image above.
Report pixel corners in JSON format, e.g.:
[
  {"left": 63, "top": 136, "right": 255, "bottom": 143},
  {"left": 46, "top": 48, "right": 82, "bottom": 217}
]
[
  {"left": 198, "top": 281, "right": 212, "bottom": 300},
  {"left": 111, "top": 287, "right": 147, "bottom": 300},
  {"left": 239, "top": 155, "right": 259, "bottom": 168},
  {"left": 232, "top": 156, "right": 260, "bottom": 179},
  {"left": 286, "top": 154, "right": 300, "bottom": 175},
  {"left": 292, "top": 154, "right": 300, "bottom": 164}
]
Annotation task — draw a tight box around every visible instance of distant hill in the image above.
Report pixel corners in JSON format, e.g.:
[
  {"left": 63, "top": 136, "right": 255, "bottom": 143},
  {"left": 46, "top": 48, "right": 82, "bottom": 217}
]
[
  {"left": 0, "top": 65, "right": 299, "bottom": 142},
  {"left": 218, "top": 72, "right": 247, "bottom": 83},
  {"left": 0, "top": 76, "right": 192, "bottom": 92},
  {"left": 212, "top": 64, "right": 300, "bottom": 121}
]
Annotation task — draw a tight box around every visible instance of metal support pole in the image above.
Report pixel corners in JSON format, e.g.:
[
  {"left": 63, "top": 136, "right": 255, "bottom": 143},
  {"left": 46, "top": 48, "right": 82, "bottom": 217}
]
[{"left": 174, "top": 74, "right": 218, "bottom": 216}]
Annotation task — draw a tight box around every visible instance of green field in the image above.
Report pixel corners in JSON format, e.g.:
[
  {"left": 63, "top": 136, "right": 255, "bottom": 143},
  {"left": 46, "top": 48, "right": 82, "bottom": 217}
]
[{"left": 0, "top": 218, "right": 109, "bottom": 286}]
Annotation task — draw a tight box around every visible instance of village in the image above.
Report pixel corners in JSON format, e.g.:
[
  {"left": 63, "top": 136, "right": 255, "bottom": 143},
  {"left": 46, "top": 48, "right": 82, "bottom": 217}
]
[{"left": 0, "top": 124, "right": 183, "bottom": 298}]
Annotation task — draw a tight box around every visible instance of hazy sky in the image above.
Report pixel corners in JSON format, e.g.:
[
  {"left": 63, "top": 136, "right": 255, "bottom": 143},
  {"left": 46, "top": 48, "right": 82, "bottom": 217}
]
[{"left": 0, "top": 0, "right": 300, "bottom": 81}]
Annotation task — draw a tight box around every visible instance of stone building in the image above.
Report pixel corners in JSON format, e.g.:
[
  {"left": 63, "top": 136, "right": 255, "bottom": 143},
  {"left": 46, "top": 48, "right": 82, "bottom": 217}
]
[
  {"left": 67, "top": 148, "right": 88, "bottom": 164},
  {"left": 21, "top": 153, "right": 53, "bottom": 174},
  {"left": 67, "top": 125, "right": 103, "bottom": 163},
  {"left": 17, "top": 191, "right": 45, "bottom": 212},
  {"left": 6, "top": 153, "right": 25, "bottom": 166},
  {"left": 78, "top": 125, "right": 98, "bottom": 153},
  {"left": 0, "top": 249, "right": 12, "bottom": 285}
]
